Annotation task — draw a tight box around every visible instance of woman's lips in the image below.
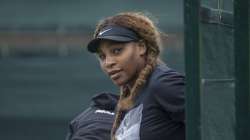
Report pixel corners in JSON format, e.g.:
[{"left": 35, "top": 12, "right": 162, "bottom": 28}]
[
  {"left": 110, "top": 72, "right": 120, "bottom": 80},
  {"left": 108, "top": 70, "right": 122, "bottom": 80}
]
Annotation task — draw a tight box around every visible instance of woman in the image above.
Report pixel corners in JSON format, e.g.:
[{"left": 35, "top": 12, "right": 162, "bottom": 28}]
[{"left": 87, "top": 12, "right": 185, "bottom": 140}]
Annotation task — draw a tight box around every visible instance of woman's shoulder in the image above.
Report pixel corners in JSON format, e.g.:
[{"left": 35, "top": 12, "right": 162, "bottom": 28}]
[
  {"left": 149, "top": 64, "right": 185, "bottom": 88},
  {"left": 145, "top": 64, "right": 185, "bottom": 113}
]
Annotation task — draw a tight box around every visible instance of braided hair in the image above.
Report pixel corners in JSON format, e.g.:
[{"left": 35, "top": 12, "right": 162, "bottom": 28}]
[{"left": 93, "top": 12, "right": 162, "bottom": 140}]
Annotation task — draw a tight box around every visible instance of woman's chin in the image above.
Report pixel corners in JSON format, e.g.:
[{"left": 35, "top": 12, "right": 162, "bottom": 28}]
[
  {"left": 112, "top": 78, "right": 127, "bottom": 87},
  {"left": 112, "top": 80, "right": 124, "bottom": 87}
]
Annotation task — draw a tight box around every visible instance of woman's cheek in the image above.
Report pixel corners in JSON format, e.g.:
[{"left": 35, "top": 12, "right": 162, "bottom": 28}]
[{"left": 100, "top": 62, "right": 107, "bottom": 75}]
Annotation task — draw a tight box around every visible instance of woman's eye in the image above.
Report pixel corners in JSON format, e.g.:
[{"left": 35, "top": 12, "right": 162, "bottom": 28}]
[
  {"left": 98, "top": 54, "right": 105, "bottom": 60},
  {"left": 112, "top": 48, "right": 122, "bottom": 54}
]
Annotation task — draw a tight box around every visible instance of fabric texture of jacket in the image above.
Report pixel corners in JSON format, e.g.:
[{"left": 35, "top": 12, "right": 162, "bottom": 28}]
[{"left": 66, "top": 93, "right": 119, "bottom": 140}]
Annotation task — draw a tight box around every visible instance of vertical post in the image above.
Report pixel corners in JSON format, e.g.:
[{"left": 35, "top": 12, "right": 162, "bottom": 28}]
[
  {"left": 184, "top": 0, "right": 201, "bottom": 140},
  {"left": 234, "top": 0, "right": 250, "bottom": 139}
]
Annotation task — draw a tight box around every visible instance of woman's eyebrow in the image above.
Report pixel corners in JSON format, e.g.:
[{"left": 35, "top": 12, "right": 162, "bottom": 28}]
[
  {"left": 109, "top": 41, "right": 124, "bottom": 46},
  {"left": 96, "top": 45, "right": 105, "bottom": 53}
]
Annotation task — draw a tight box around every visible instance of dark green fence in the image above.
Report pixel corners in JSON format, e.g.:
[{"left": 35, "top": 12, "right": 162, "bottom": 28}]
[{"left": 184, "top": 0, "right": 250, "bottom": 140}]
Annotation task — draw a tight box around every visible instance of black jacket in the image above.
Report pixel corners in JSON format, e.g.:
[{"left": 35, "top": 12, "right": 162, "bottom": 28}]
[
  {"left": 115, "top": 64, "right": 185, "bottom": 140},
  {"left": 66, "top": 93, "right": 119, "bottom": 140}
]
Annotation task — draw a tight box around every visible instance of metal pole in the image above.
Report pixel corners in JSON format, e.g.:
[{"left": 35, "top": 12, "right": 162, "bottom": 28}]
[
  {"left": 234, "top": 0, "right": 250, "bottom": 139},
  {"left": 184, "top": 0, "right": 201, "bottom": 140}
]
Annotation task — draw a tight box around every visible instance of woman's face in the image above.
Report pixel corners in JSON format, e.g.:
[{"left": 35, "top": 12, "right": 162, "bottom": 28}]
[{"left": 97, "top": 40, "right": 146, "bottom": 87}]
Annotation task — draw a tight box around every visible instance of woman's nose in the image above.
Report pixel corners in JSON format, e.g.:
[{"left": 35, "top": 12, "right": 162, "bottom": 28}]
[{"left": 104, "top": 57, "right": 116, "bottom": 68}]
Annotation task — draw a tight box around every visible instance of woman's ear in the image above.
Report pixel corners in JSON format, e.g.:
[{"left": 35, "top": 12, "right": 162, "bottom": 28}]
[{"left": 138, "top": 41, "right": 147, "bottom": 56}]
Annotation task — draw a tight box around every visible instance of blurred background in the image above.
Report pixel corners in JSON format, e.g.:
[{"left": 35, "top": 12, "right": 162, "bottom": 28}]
[{"left": 0, "top": 0, "right": 184, "bottom": 139}]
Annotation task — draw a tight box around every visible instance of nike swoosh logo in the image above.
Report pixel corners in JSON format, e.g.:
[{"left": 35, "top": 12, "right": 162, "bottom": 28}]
[{"left": 99, "top": 28, "right": 112, "bottom": 35}]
